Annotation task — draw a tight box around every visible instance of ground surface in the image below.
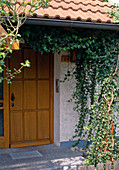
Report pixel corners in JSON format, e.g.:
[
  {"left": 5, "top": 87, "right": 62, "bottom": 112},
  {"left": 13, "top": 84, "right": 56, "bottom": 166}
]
[{"left": 0, "top": 144, "right": 85, "bottom": 170}]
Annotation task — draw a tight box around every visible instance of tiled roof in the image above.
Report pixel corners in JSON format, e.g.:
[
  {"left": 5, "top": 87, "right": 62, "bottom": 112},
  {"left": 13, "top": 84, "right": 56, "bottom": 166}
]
[
  {"left": 30, "top": 0, "right": 114, "bottom": 23},
  {"left": 15, "top": 0, "right": 114, "bottom": 23}
]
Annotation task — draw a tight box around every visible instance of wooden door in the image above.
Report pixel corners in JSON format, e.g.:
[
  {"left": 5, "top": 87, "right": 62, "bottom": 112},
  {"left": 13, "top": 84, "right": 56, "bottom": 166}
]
[{"left": 9, "top": 48, "right": 54, "bottom": 148}]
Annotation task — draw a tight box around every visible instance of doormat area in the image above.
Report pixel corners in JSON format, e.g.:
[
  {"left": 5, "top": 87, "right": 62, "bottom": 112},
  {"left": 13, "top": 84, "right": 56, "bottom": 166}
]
[{"left": 10, "top": 151, "right": 43, "bottom": 160}]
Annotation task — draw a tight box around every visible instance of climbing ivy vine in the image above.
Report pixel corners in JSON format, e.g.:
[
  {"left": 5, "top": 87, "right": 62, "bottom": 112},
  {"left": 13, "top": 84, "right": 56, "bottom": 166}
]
[{"left": 21, "top": 25, "right": 119, "bottom": 167}]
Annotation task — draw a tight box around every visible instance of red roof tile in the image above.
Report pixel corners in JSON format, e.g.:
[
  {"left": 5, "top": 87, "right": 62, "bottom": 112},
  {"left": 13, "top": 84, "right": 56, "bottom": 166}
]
[
  {"left": 0, "top": 25, "right": 8, "bottom": 37},
  {"left": 15, "top": 0, "right": 115, "bottom": 23}
]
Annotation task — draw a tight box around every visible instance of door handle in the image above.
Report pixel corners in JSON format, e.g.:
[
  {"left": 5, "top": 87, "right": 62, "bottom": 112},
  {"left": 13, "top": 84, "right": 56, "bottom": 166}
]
[{"left": 11, "top": 93, "right": 15, "bottom": 107}]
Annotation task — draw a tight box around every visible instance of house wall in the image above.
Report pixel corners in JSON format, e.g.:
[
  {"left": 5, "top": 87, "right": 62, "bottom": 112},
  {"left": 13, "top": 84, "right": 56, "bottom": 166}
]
[
  {"left": 54, "top": 51, "right": 119, "bottom": 147},
  {"left": 54, "top": 51, "right": 78, "bottom": 145},
  {"left": 60, "top": 61, "right": 78, "bottom": 142}
]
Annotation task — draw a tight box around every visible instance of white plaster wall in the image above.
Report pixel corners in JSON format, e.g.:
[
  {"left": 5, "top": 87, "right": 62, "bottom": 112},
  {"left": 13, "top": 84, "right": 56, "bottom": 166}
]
[
  {"left": 54, "top": 50, "right": 78, "bottom": 143},
  {"left": 60, "top": 58, "right": 78, "bottom": 142},
  {"left": 54, "top": 51, "right": 61, "bottom": 146}
]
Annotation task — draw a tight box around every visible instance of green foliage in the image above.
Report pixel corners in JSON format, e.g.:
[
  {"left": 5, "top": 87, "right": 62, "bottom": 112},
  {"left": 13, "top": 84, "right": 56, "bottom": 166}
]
[
  {"left": 86, "top": 73, "right": 119, "bottom": 166},
  {"left": 21, "top": 25, "right": 119, "bottom": 166}
]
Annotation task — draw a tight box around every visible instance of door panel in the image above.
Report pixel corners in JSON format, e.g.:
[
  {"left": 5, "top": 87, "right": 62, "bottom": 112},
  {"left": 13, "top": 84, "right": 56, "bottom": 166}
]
[
  {"left": 9, "top": 48, "right": 54, "bottom": 147},
  {"left": 24, "top": 112, "right": 36, "bottom": 141},
  {"left": 38, "top": 111, "right": 49, "bottom": 140},
  {"left": 24, "top": 49, "right": 36, "bottom": 79},
  {"left": 38, "top": 80, "right": 49, "bottom": 109},
  {"left": 38, "top": 53, "right": 49, "bottom": 79},
  {"left": 10, "top": 51, "right": 22, "bottom": 79},
  {"left": 10, "top": 112, "right": 23, "bottom": 142},
  {"left": 10, "top": 81, "right": 22, "bottom": 111},
  {"left": 24, "top": 81, "right": 36, "bottom": 110}
]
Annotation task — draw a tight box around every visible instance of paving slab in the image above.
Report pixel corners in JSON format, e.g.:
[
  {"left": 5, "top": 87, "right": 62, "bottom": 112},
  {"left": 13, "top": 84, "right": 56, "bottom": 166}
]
[{"left": 0, "top": 144, "right": 85, "bottom": 170}]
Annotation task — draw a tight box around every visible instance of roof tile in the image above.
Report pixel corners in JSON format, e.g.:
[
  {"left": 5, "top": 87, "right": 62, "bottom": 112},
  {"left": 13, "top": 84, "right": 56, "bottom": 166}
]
[{"left": 15, "top": 0, "right": 115, "bottom": 23}]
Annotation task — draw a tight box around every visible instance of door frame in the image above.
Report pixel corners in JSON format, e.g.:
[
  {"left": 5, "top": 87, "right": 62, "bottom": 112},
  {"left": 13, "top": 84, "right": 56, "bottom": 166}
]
[
  {"left": 0, "top": 58, "right": 9, "bottom": 149},
  {"left": 49, "top": 53, "right": 54, "bottom": 145},
  {"left": 1, "top": 50, "right": 54, "bottom": 149}
]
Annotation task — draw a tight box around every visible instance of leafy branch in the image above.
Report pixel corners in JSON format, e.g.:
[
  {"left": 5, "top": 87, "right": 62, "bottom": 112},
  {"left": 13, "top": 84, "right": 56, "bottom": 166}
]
[{"left": 0, "top": 0, "right": 49, "bottom": 82}]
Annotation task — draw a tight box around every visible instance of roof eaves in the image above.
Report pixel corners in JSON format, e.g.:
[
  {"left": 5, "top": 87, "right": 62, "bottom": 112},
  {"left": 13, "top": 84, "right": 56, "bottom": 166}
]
[{"left": 25, "top": 18, "right": 119, "bottom": 31}]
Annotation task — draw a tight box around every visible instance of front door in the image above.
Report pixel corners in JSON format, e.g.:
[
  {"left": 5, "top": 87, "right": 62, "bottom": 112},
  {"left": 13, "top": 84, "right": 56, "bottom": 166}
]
[{"left": 9, "top": 48, "right": 54, "bottom": 148}]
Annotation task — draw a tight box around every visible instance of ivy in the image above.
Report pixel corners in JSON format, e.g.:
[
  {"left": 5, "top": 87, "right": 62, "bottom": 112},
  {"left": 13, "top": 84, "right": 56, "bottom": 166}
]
[{"left": 20, "top": 25, "right": 119, "bottom": 167}]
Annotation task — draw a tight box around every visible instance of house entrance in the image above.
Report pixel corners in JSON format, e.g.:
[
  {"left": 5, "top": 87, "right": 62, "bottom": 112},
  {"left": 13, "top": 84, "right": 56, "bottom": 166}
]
[{"left": 9, "top": 48, "right": 54, "bottom": 148}]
